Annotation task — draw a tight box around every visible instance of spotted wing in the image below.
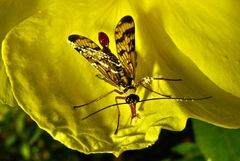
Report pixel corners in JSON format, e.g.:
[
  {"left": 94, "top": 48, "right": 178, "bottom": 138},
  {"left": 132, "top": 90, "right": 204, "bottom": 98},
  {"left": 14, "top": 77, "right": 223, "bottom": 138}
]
[
  {"left": 68, "top": 34, "right": 122, "bottom": 87},
  {"left": 115, "top": 16, "right": 136, "bottom": 79}
]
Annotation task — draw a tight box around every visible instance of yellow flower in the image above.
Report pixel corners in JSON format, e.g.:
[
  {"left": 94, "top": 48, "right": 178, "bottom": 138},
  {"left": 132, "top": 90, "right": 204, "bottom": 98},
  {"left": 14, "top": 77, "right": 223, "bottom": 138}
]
[{"left": 1, "top": 0, "right": 240, "bottom": 156}]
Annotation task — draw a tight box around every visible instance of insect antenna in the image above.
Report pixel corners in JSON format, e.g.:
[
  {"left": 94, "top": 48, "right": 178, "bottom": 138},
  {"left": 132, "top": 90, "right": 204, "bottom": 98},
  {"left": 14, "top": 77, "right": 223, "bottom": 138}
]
[
  {"left": 138, "top": 96, "right": 212, "bottom": 103},
  {"left": 80, "top": 96, "right": 212, "bottom": 120},
  {"left": 78, "top": 95, "right": 211, "bottom": 134}
]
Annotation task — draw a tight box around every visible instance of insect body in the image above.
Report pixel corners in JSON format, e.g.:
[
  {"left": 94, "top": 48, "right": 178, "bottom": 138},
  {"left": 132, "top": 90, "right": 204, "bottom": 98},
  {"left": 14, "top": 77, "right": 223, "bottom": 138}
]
[{"left": 68, "top": 16, "right": 211, "bottom": 134}]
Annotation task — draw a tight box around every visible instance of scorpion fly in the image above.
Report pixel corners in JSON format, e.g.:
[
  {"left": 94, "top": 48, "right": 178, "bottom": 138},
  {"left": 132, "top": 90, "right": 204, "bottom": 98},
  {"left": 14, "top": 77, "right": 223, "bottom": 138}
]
[{"left": 68, "top": 16, "right": 211, "bottom": 134}]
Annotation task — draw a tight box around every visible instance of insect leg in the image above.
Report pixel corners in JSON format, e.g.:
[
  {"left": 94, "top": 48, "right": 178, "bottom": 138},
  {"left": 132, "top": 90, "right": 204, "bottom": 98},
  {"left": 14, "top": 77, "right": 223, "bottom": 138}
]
[
  {"left": 151, "top": 77, "right": 182, "bottom": 81},
  {"left": 136, "top": 76, "right": 181, "bottom": 98},
  {"left": 74, "top": 89, "right": 123, "bottom": 109},
  {"left": 96, "top": 74, "right": 119, "bottom": 87},
  {"left": 140, "top": 83, "right": 172, "bottom": 97}
]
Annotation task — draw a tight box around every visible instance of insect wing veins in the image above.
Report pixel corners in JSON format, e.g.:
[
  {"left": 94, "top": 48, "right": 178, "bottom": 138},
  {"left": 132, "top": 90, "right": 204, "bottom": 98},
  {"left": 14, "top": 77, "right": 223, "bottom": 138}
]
[
  {"left": 68, "top": 34, "right": 124, "bottom": 87},
  {"left": 115, "top": 16, "right": 137, "bottom": 79}
]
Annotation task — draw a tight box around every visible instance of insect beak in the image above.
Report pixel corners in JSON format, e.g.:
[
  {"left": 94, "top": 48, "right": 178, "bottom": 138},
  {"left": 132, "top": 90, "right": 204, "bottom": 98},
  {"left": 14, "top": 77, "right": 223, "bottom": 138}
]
[{"left": 130, "top": 103, "right": 137, "bottom": 124}]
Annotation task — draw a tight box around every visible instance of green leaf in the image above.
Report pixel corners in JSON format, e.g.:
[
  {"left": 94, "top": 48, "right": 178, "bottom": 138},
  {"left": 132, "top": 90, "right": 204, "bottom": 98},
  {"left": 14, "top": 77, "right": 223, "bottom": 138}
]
[
  {"left": 16, "top": 112, "right": 25, "bottom": 135},
  {"left": 171, "top": 143, "right": 205, "bottom": 161},
  {"left": 29, "top": 128, "right": 42, "bottom": 145},
  {"left": 20, "top": 142, "right": 31, "bottom": 160},
  {"left": 173, "top": 142, "right": 200, "bottom": 155},
  {"left": 0, "top": 103, "right": 10, "bottom": 120},
  {"left": 193, "top": 120, "right": 240, "bottom": 161},
  {"left": 5, "top": 134, "right": 17, "bottom": 148}
]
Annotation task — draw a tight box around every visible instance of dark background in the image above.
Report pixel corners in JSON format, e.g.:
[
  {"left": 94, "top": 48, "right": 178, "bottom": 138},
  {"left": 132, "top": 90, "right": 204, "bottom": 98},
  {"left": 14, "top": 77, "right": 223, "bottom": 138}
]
[{"left": 0, "top": 106, "right": 204, "bottom": 161}]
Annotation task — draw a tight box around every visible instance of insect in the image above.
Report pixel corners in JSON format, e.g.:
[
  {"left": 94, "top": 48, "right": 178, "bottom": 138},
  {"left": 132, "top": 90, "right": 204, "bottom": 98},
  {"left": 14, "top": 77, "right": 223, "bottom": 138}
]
[{"left": 68, "top": 16, "right": 211, "bottom": 134}]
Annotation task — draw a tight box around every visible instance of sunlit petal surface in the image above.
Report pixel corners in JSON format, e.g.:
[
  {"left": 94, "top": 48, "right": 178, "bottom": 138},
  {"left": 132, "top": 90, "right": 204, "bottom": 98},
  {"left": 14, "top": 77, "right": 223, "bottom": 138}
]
[{"left": 0, "top": 0, "right": 49, "bottom": 106}]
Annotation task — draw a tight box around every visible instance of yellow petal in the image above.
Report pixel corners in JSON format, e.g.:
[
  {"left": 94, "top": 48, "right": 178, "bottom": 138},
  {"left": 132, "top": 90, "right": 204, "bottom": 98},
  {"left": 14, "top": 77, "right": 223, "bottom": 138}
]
[
  {"left": 0, "top": 0, "right": 50, "bottom": 106},
  {"left": 153, "top": 1, "right": 240, "bottom": 128}
]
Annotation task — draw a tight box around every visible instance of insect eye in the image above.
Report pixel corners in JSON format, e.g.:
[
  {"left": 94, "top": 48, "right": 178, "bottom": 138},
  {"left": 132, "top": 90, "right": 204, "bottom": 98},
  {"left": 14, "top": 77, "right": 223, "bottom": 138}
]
[
  {"left": 98, "top": 32, "right": 109, "bottom": 48},
  {"left": 125, "top": 94, "right": 140, "bottom": 104}
]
